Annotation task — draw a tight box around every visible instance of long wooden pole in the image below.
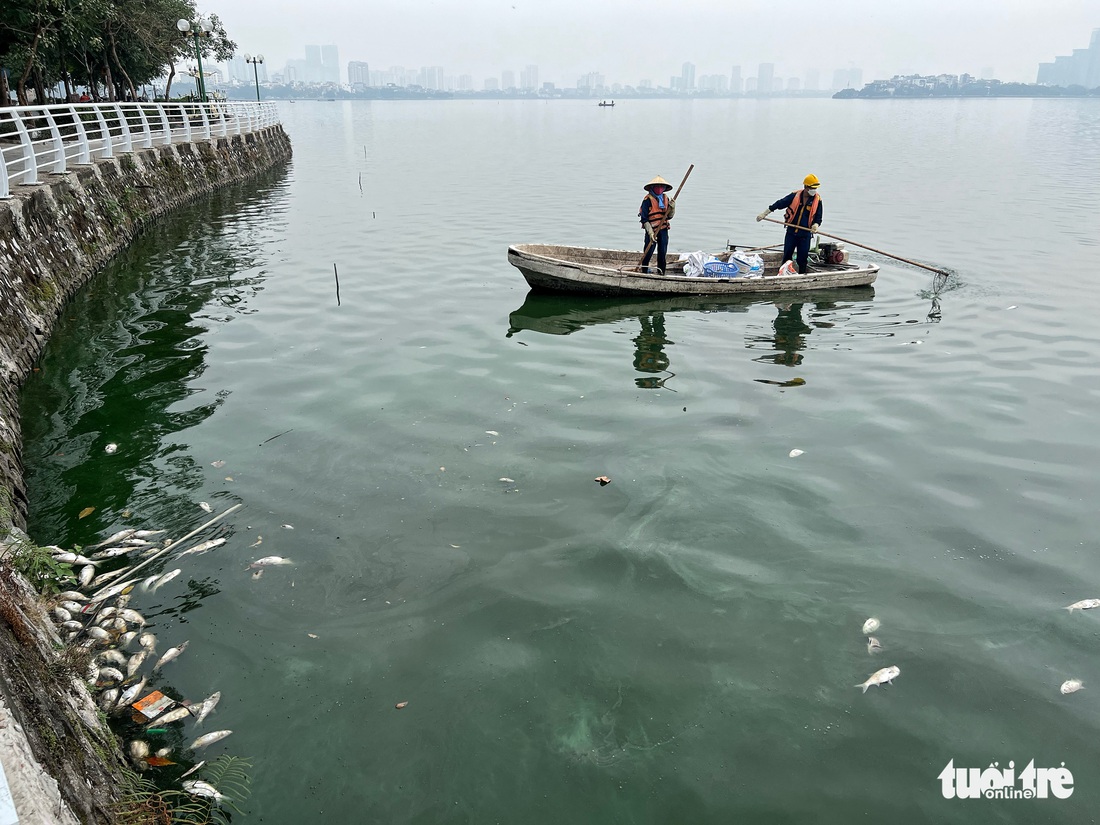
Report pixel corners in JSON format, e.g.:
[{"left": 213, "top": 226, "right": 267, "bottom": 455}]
[
  {"left": 637, "top": 164, "right": 694, "bottom": 270},
  {"left": 762, "top": 216, "right": 949, "bottom": 276}
]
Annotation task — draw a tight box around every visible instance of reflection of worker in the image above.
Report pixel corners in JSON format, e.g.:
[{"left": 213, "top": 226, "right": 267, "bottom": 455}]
[
  {"left": 757, "top": 174, "right": 822, "bottom": 275},
  {"left": 639, "top": 176, "right": 676, "bottom": 274},
  {"left": 770, "top": 302, "right": 813, "bottom": 366},
  {"left": 633, "top": 314, "right": 672, "bottom": 387}
]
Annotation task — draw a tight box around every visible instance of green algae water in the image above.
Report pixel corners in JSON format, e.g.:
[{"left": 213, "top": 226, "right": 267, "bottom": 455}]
[{"left": 18, "top": 99, "right": 1100, "bottom": 823}]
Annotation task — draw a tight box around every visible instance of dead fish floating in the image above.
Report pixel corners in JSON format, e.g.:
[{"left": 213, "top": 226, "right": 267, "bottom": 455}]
[
  {"left": 862, "top": 617, "right": 881, "bottom": 635},
  {"left": 248, "top": 556, "right": 293, "bottom": 569},
  {"left": 1061, "top": 679, "right": 1084, "bottom": 695},
  {"left": 190, "top": 729, "right": 232, "bottom": 750},
  {"left": 176, "top": 538, "right": 226, "bottom": 559},
  {"left": 1065, "top": 599, "right": 1100, "bottom": 612},
  {"left": 866, "top": 636, "right": 882, "bottom": 654},
  {"left": 154, "top": 640, "right": 189, "bottom": 670},
  {"left": 856, "top": 665, "right": 900, "bottom": 693},
  {"left": 194, "top": 691, "right": 221, "bottom": 725}
]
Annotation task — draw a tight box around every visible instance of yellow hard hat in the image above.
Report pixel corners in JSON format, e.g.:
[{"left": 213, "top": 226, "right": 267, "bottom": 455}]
[
  {"left": 644, "top": 175, "right": 673, "bottom": 192},
  {"left": 803, "top": 173, "right": 820, "bottom": 187}
]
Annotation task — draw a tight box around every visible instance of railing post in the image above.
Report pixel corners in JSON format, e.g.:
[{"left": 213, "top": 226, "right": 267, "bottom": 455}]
[
  {"left": 11, "top": 114, "right": 39, "bottom": 185},
  {"left": 181, "top": 104, "right": 192, "bottom": 143},
  {"left": 136, "top": 104, "right": 153, "bottom": 149},
  {"left": 199, "top": 105, "right": 211, "bottom": 140},
  {"left": 46, "top": 107, "right": 67, "bottom": 174},
  {"left": 93, "top": 106, "right": 113, "bottom": 158},
  {"left": 158, "top": 104, "right": 172, "bottom": 145},
  {"left": 114, "top": 103, "right": 132, "bottom": 153},
  {"left": 72, "top": 106, "right": 91, "bottom": 164},
  {"left": 0, "top": 113, "right": 10, "bottom": 197}
]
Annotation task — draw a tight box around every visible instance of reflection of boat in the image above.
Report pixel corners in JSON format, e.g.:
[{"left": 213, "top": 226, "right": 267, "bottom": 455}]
[
  {"left": 507, "top": 244, "right": 878, "bottom": 296},
  {"left": 507, "top": 288, "right": 875, "bottom": 336}
]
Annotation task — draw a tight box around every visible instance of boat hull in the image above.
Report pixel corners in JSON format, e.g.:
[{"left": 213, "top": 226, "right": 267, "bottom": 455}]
[{"left": 508, "top": 243, "right": 878, "bottom": 296}]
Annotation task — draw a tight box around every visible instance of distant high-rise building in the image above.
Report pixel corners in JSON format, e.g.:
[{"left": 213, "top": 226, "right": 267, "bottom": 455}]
[
  {"left": 304, "top": 45, "right": 322, "bottom": 83},
  {"left": 787, "top": 77, "right": 800, "bottom": 91},
  {"left": 226, "top": 56, "right": 248, "bottom": 83},
  {"left": 348, "top": 61, "right": 370, "bottom": 87},
  {"left": 757, "top": 63, "right": 775, "bottom": 94},
  {"left": 577, "top": 72, "right": 604, "bottom": 89},
  {"left": 484, "top": 77, "right": 499, "bottom": 91},
  {"left": 458, "top": 74, "right": 473, "bottom": 91},
  {"left": 520, "top": 65, "right": 539, "bottom": 90},
  {"left": 502, "top": 70, "right": 516, "bottom": 90},
  {"left": 730, "top": 65, "right": 742, "bottom": 93},
  {"left": 638, "top": 79, "right": 653, "bottom": 89},
  {"left": 804, "top": 69, "right": 819, "bottom": 91},
  {"left": 832, "top": 67, "right": 862, "bottom": 90},
  {"left": 746, "top": 77, "right": 757, "bottom": 93},
  {"left": 681, "top": 61, "right": 696, "bottom": 91},
  {"left": 321, "top": 45, "right": 340, "bottom": 84},
  {"left": 1041, "top": 30, "right": 1100, "bottom": 87}
]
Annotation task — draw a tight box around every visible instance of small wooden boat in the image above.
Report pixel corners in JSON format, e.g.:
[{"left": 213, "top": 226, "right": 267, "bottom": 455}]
[
  {"left": 598, "top": 100, "right": 615, "bottom": 107},
  {"left": 507, "top": 244, "right": 878, "bottom": 296}
]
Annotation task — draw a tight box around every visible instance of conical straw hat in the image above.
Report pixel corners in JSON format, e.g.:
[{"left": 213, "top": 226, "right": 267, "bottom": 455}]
[{"left": 644, "top": 175, "right": 672, "bottom": 192}]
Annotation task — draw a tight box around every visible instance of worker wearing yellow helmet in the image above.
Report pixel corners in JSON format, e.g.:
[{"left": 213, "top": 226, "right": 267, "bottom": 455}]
[{"left": 756, "top": 174, "right": 823, "bottom": 274}]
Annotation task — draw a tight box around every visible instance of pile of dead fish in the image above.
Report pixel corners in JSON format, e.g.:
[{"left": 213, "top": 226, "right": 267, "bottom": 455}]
[{"left": 43, "top": 516, "right": 246, "bottom": 799}]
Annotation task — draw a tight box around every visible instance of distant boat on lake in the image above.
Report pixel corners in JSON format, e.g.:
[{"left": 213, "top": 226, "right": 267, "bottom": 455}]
[{"left": 598, "top": 100, "right": 615, "bottom": 107}]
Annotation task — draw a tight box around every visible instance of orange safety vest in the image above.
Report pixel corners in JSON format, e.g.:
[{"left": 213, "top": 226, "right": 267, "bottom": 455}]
[
  {"left": 784, "top": 190, "right": 821, "bottom": 228},
  {"left": 639, "top": 193, "right": 671, "bottom": 228}
]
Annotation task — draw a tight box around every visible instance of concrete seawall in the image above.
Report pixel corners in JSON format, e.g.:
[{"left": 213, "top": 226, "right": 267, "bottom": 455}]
[{"left": 0, "top": 125, "right": 292, "bottom": 823}]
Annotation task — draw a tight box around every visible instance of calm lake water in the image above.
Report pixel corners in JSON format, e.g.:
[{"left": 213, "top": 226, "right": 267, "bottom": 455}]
[{"left": 19, "top": 98, "right": 1100, "bottom": 823}]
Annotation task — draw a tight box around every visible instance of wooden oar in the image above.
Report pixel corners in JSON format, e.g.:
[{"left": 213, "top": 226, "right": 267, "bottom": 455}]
[
  {"left": 762, "top": 216, "right": 949, "bottom": 276},
  {"left": 635, "top": 164, "right": 695, "bottom": 272}
]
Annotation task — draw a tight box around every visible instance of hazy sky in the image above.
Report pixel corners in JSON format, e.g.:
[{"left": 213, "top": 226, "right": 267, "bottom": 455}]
[{"left": 203, "top": 0, "right": 1096, "bottom": 84}]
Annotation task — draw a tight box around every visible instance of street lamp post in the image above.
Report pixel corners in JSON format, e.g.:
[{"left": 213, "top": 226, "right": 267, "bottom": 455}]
[
  {"left": 244, "top": 54, "right": 265, "bottom": 101},
  {"left": 176, "top": 17, "right": 210, "bottom": 102}
]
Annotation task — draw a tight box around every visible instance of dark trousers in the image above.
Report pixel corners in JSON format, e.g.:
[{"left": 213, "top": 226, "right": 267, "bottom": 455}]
[
  {"left": 782, "top": 230, "right": 812, "bottom": 274},
  {"left": 641, "top": 229, "right": 668, "bottom": 273}
]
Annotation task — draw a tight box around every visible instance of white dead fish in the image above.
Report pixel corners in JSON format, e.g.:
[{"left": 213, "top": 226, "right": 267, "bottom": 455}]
[
  {"left": 126, "top": 650, "right": 148, "bottom": 678},
  {"left": 856, "top": 665, "right": 901, "bottom": 693},
  {"left": 118, "top": 630, "right": 138, "bottom": 648},
  {"left": 499, "top": 477, "right": 515, "bottom": 483},
  {"left": 86, "top": 664, "right": 100, "bottom": 685},
  {"left": 140, "top": 574, "right": 159, "bottom": 592},
  {"left": 183, "top": 780, "right": 225, "bottom": 801},
  {"left": 89, "top": 529, "right": 135, "bottom": 549},
  {"left": 133, "top": 530, "right": 165, "bottom": 539},
  {"left": 52, "top": 552, "right": 100, "bottom": 567},
  {"left": 118, "top": 608, "right": 146, "bottom": 626},
  {"left": 1061, "top": 679, "right": 1085, "bottom": 695},
  {"left": 194, "top": 691, "right": 221, "bottom": 725},
  {"left": 1065, "top": 599, "right": 1100, "bottom": 612},
  {"left": 189, "top": 730, "right": 232, "bottom": 750},
  {"left": 105, "top": 443, "right": 118, "bottom": 454},
  {"left": 98, "top": 666, "right": 125, "bottom": 684},
  {"left": 120, "top": 538, "right": 153, "bottom": 547},
  {"left": 96, "top": 606, "right": 118, "bottom": 621},
  {"left": 862, "top": 617, "right": 881, "bottom": 635},
  {"left": 180, "top": 760, "right": 206, "bottom": 779},
  {"left": 155, "top": 748, "right": 171, "bottom": 758},
  {"left": 61, "top": 620, "right": 84, "bottom": 632},
  {"left": 138, "top": 632, "right": 157, "bottom": 651},
  {"left": 99, "top": 688, "right": 119, "bottom": 711},
  {"left": 281, "top": 524, "right": 294, "bottom": 530},
  {"left": 91, "top": 568, "right": 130, "bottom": 587},
  {"left": 149, "top": 568, "right": 181, "bottom": 592},
  {"left": 198, "top": 501, "right": 213, "bottom": 513},
  {"left": 97, "top": 649, "right": 127, "bottom": 666},
  {"left": 117, "top": 678, "right": 147, "bottom": 709},
  {"left": 248, "top": 556, "right": 293, "bottom": 569},
  {"left": 108, "top": 617, "right": 128, "bottom": 633},
  {"left": 154, "top": 640, "right": 189, "bottom": 670},
  {"left": 53, "top": 606, "right": 73, "bottom": 623},
  {"left": 251, "top": 569, "right": 264, "bottom": 580},
  {"left": 59, "top": 600, "right": 84, "bottom": 614},
  {"left": 90, "top": 547, "right": 135, "bottom": 560},
  {"left": 85, "top": 626, "right": 111, "bottom": 642},
  {"left": 129, "top": 740, "right": 150, "bottom": 760},
  {"left": 867, "top": 636, "right": 882, "bottom": 654},
  {"left": 176, "top": 538, "right": 226, "bottom": 559},
  {"left": 147, "top": 705, "right": 193, "bottom": 727},
  {"left": 57, "top": 591, "right": 89, "bottom": 602},
  {"left": 789, "top": 449, "right": 804, "bottom": 458},
  {"left": 486, "top": 430, "right": 500, "bottom": 436},
  {"left": 78, "top": 565, "right": 95, "bottom": 587}
]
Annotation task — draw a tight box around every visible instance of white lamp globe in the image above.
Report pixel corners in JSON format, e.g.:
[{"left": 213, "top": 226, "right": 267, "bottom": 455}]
[{"left": 176, "top": 18, "right": 190, "bottom": 32}]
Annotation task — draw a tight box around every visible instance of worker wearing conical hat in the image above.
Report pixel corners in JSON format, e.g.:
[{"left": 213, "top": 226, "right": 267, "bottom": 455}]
[
  {"left": 639, "top": 176, "right": 676, "bottom": 274},
  {"left": 757, "top": 174, "right": 823, "bottom": 275}
]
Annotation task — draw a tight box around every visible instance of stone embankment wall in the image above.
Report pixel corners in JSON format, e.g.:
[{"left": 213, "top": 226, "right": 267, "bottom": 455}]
[{"left": 0, "top": 125, "right": 292, "bottom": 823}]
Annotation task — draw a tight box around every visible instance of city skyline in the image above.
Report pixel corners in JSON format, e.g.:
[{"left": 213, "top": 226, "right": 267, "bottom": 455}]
[{"left": 201, "top": 0, "right": 1096, "bottom": 87}]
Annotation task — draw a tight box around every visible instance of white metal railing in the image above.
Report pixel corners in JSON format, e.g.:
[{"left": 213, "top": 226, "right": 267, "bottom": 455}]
[{"left": 0, "top": 101, "right": 281, "bottom": 199}]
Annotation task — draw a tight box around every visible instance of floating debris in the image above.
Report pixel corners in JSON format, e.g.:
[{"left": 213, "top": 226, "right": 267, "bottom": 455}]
[
  {"left": 862, "top": 617, "right": 881, "bottom": 635},
  {"left": 395, "top": 701, "right": 408, "bottom": 710},
  {"left": 180, "top": 761, "right": 206, "bottom": 779},
  {"left": 249, "top": 536, "right": 263, "bottom": 548},
  {"left": 281, "top": 524, "right": 294, "bottom": 530},
  {"left": 105, "top": 443, "right": 118, "bottom": 454},
  {"left": 856, "top": 665, "right": 900, "bottom": 693},
  {"left": 307, "top": 633, "right": 318, "bottom": 639},
  {"left": 211, "top": 460, "right": 226, "bottom": 468},
  {"left": 594, "top": 476, "right": 611, "bottom": 486},
  {"left": 486, "top": 431, "right": 500, "bottom": 436},
  {"left": 499, "top": 478, "right": 515, "bottom": 483},
  {"left": 78, "top": 506, "right": 95, "bottom": 519},
  {"left": 1061, "top": 679, "right": 1084, "bottom": 695},
  {"left": 145, "top": 756, "right": 176, "bottom": 767},
  {"left": 789, "top": 449, "right": 804, "bottom": 458}
]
